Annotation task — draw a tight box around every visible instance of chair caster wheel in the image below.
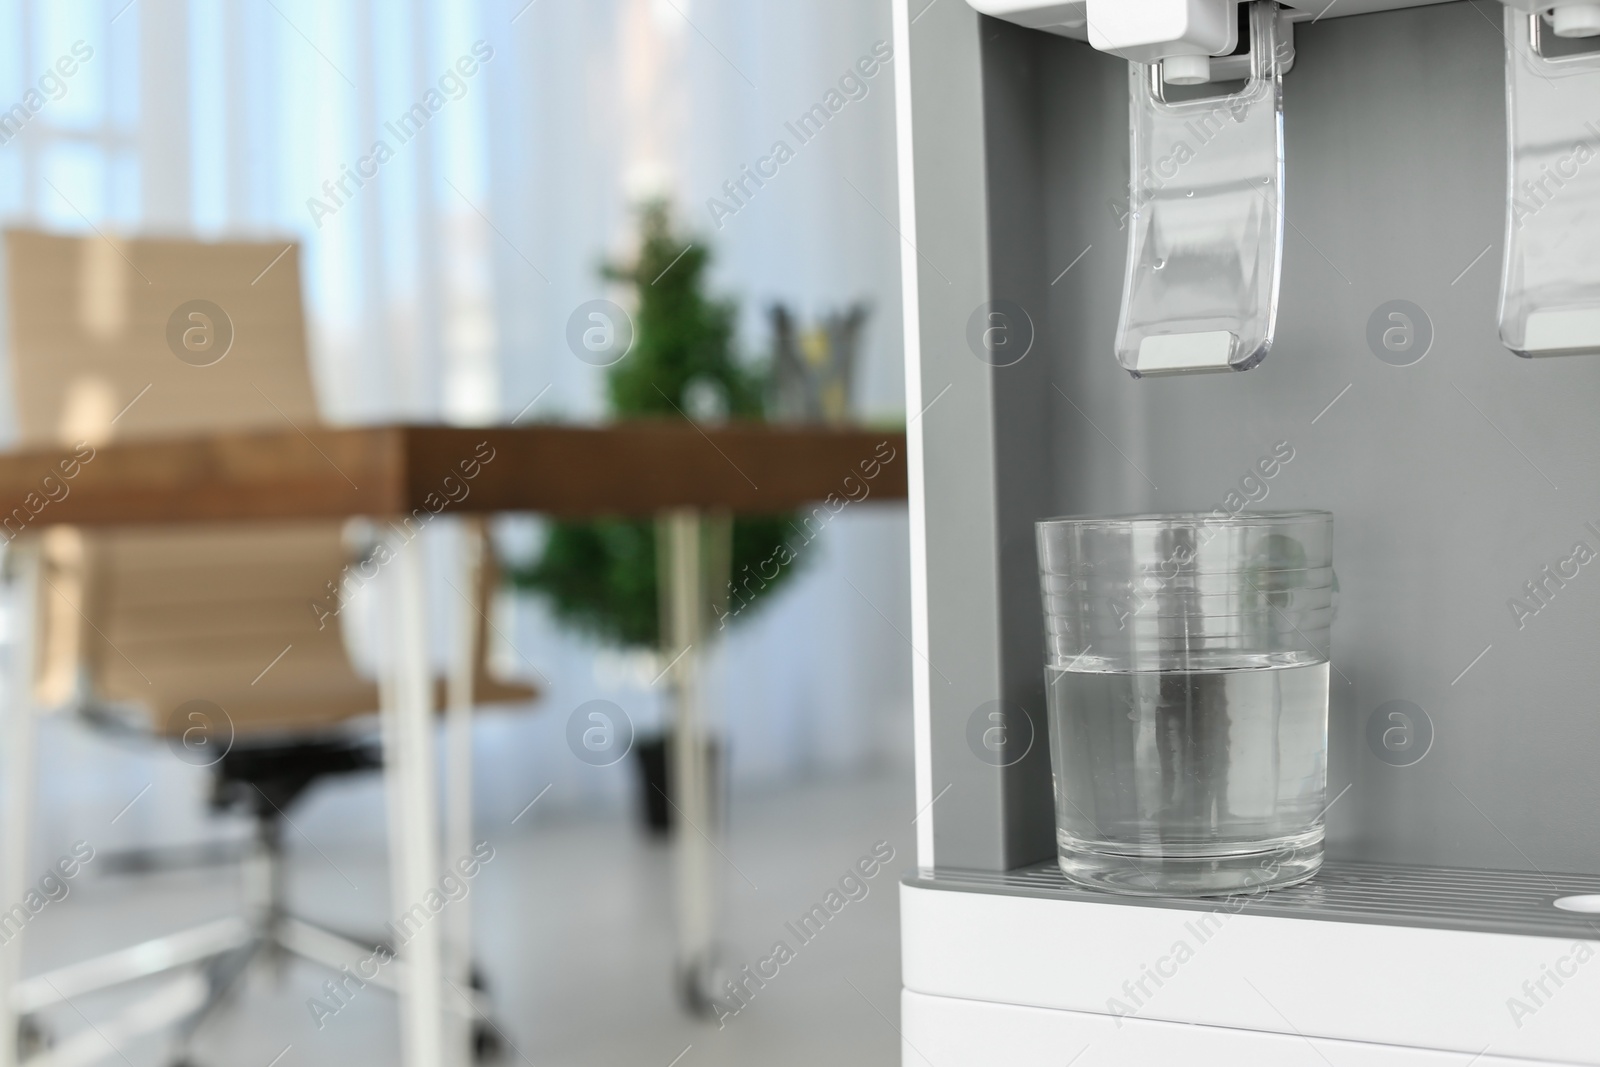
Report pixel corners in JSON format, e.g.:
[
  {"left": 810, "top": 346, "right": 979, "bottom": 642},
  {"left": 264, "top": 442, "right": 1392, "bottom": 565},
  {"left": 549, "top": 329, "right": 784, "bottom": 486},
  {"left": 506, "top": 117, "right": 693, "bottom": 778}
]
[
  {"left": 675, "top": 954, "right": 728, "bottom": 1019},
  {"left": 472, "top": 1020, "right": 503, "bottom": 1062},
  {"left": 18, "top": 1016, "right": 50, "bottom": 1059}
]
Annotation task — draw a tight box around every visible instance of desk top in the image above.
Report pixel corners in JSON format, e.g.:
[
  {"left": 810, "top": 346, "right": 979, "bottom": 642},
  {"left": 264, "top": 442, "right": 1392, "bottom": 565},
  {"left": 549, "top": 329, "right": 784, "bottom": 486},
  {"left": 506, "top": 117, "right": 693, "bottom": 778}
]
[{"left": 0, "top": 422, "right": 907, "bottom": 527}]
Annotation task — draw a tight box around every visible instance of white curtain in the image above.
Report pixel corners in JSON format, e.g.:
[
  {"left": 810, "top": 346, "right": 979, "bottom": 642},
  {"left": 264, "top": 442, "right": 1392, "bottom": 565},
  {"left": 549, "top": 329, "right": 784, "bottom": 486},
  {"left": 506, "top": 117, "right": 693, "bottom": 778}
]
[{"left": 0, "top": 0, "right": 910, "bottom": 849}]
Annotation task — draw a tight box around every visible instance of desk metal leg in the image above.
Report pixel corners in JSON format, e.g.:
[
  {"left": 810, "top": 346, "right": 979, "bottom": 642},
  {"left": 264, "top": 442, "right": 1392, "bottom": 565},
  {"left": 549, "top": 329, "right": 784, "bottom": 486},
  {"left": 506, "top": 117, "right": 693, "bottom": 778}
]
[
  {"left": 0, "top": 543, "right": 39, "bottom": 1067},
  {"left": 381, "top": 534, "right": 445, "bottom": 1067},
  {"left": 661, "top": 510, "right": 718, "bottom": 1010},
  {"left": 443, "top": 520, "right": 481, "bottom": 1066}
]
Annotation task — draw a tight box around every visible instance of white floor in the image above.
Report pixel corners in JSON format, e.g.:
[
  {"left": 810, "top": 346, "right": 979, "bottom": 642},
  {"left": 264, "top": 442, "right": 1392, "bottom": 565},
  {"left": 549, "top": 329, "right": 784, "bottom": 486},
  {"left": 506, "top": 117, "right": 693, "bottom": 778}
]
[{"left": 18, "top": 768, "right": 912, "bottom": 1066}]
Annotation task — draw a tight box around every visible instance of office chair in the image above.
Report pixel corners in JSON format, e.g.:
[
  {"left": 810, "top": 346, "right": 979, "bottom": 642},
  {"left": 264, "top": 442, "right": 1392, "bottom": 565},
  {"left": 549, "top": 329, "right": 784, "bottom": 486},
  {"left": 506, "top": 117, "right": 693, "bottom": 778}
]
[{"left": 1, "top": 230, "right": 535, "bottom": 1065}]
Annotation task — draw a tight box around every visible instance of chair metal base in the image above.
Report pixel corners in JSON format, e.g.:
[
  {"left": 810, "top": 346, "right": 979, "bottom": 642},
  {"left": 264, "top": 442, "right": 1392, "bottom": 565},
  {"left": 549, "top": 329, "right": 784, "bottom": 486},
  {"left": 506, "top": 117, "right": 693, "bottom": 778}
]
[
  {"left": 14, "top": 911, "right": 494, "bottom": 1066},
  {"left": 12, "top": 807, "right": 496, "bottom": 1067}
]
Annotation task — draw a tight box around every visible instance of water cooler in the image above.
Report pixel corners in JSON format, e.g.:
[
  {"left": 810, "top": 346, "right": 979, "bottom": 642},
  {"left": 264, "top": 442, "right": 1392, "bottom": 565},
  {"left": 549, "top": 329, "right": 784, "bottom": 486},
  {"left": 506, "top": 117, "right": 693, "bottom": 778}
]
[{"left": 891, "top": 0, "right": 1600, "bottom": 1061}]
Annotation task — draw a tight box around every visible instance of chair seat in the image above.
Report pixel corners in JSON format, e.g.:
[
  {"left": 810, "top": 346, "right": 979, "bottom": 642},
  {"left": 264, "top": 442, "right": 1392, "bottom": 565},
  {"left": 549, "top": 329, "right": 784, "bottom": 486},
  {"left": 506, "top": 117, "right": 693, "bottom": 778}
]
[
  {"left": 35, "top": 520, "right": 538, "bottom": 738},
  {"left": 213, "top": 737, "right": 383, "bottom": 816}
]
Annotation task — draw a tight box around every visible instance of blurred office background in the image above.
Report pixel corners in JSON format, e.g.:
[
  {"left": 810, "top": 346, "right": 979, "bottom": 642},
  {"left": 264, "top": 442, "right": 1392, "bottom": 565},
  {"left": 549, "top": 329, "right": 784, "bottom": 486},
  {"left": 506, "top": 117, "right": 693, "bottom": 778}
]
[{"left": 0, "top": 0, "right": 911, "bottom": 1063}]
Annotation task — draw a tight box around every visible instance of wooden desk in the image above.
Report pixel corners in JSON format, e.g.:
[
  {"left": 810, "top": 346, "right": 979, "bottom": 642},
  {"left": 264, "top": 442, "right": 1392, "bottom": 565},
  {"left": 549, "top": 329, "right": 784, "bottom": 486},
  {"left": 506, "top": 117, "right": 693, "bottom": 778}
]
[
  {"left": 0, "top": 421, "right": 906, "bottom": 1067},
  {"left": 0, "top": 422, "right": 907, "bottom": 526}
]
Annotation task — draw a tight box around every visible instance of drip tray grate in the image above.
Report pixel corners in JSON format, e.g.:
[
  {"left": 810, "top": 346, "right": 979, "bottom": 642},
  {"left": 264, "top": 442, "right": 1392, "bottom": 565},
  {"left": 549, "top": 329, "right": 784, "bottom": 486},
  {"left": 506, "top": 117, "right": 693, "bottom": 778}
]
[{"left": 906, "top": 859, "right": 1600, "bottom": 940}]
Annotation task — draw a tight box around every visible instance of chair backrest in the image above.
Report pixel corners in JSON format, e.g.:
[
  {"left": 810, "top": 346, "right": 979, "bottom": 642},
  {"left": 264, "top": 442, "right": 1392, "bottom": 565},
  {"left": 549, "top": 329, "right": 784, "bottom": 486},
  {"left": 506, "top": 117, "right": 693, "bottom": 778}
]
[
  {"left": 4, "top": 229, "right": 382, "bottom": 734},
  {"left": 7, "top": 231, "right": 320, "bottom": 443}
]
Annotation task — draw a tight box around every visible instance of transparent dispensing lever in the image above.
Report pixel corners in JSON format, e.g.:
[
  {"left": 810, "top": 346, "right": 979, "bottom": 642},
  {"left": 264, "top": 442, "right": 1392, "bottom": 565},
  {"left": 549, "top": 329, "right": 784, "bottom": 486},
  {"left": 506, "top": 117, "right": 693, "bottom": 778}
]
[
  {"left": 1498, "top": 8, "right": 1600, "bottom": 358},
  {"left": 1113, "top": 2, "right": 1286, "bottom": 377}
]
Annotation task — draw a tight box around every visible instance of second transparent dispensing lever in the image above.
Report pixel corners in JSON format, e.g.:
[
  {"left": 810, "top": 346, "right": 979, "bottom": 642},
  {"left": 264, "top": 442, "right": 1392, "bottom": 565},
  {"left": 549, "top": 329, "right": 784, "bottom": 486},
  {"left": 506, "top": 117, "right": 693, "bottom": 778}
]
[
  {"left": 1113, "top": 2, "right": 1287, "bottom": 377},
  {"left": 1498, "top": 6, "right": 1600, "bottom": 358}
]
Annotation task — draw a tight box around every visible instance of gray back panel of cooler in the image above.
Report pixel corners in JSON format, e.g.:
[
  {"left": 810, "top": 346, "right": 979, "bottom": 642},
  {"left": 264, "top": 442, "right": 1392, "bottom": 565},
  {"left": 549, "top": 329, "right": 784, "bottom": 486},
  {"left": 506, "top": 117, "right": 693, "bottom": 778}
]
[{"left": 937, "top": 1, "right": 1600, "bottom": 874}]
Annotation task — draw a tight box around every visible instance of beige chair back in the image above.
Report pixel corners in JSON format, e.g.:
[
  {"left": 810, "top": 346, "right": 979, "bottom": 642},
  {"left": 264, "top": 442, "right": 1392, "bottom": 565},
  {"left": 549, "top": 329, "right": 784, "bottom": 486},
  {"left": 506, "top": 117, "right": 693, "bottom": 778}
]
[{"left": 6, "top": 231, "right": 377, "bottom": 735}]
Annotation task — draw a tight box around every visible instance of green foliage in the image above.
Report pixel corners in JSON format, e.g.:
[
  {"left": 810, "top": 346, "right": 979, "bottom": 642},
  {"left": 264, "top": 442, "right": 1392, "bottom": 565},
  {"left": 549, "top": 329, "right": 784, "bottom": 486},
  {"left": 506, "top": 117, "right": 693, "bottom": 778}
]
[
  {"left": 603, "top": 203, "right": 764, "bottom": 420},
  {"left": 515, "top": 518, "right": 660, "bottom": 648},
  {"left": 509, "top": 202, "right": 803, "bottom": 649}
]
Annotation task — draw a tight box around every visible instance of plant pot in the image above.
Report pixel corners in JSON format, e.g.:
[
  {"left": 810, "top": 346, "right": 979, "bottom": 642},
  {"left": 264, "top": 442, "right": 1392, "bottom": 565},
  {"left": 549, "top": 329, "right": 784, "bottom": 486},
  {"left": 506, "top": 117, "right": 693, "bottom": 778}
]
[{"left": 632, "top": 732, "right": 722, "bottom": 837}]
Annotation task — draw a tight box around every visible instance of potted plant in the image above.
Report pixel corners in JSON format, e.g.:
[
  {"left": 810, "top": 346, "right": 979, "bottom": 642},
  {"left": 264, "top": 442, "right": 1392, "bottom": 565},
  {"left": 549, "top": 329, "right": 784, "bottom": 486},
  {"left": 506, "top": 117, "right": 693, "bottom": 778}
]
[{"left": 510, "top": 202, "right": 807, "bottom": 828}]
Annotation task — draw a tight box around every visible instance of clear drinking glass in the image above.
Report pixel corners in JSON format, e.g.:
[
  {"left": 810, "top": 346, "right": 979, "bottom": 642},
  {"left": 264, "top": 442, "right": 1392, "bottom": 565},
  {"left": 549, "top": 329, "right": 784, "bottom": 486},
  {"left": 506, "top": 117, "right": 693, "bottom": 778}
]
[{"left": 1036, "top": 511, "right": 1333, "bottom": 896}]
